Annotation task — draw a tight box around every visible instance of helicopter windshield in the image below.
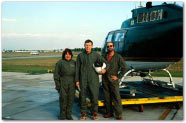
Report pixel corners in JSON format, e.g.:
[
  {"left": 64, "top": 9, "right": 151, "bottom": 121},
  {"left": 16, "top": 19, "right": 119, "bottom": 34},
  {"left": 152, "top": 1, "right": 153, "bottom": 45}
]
[
  {"left": 113, "top": 32, "right": 125, "bottom": 42},
  {"left": 106, "top": 33, "right": 113, "bottom": 42}
]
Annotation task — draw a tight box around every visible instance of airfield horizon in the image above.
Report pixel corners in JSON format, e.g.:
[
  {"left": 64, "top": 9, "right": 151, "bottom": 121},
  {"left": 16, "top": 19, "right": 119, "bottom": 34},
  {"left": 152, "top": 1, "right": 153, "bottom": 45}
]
[{"left": 2, "top": 52, "right": 183, "bottom": 77}]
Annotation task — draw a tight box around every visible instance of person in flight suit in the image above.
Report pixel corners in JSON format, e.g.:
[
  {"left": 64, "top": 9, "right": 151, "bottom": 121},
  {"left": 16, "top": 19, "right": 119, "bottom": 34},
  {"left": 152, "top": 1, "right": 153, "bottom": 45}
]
[
  {"left": 102, "top": 42, "right": 127, "bottom": 120},
  {"left": 75, "top": 39, "right": 109, "bottom": 120},
  {"left": 53, "top": 48, "right": 76, "bottom": 120}
]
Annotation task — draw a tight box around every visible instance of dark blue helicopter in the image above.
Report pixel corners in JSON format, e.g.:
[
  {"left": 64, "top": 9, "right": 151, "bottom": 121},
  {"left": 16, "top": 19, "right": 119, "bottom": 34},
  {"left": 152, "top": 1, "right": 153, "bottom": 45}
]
[{"left": 102, "top": 2, "right": 183, "bottom": 88}]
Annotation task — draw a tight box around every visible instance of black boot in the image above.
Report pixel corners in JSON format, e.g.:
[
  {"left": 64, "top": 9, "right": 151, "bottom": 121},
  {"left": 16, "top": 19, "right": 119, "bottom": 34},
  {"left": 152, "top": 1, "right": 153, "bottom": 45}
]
[
  {"left": 59, "top": 116, "right": 66, "bottom": 120},
  {"left": 59, "top": 114, "right": 66, "bottom": 120},
  {"left": 67, "top": 116, "right": 73, "bottom": 120}
]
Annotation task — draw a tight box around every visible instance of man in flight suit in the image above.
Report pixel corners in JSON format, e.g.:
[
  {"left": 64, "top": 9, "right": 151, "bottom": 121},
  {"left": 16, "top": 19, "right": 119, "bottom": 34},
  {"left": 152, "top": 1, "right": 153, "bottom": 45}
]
[
  {"left": 75, "top": 39, "right": 109, "bottom": 120},
  {"left": 102, "top": 42, "right": 127, "bottom": 120}
]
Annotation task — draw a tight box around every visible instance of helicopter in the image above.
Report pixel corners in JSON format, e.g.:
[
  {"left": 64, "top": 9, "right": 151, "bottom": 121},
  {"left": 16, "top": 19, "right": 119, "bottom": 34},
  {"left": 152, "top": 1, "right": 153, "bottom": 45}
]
[{"left": 102, "top": 2, "right": 183, "bottom": 88}]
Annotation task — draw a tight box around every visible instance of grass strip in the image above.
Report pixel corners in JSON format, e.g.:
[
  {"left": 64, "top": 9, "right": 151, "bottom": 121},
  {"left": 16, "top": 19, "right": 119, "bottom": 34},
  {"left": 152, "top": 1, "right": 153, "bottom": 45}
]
[
  {"left": 2, "top": 65, "right": 183, "bottom": 77},
  {"left": 2, "top": 65, "right": 54, "bottom": 73},
  {"left": 151, "top": 71, "right": 183, "bottom": 77}
]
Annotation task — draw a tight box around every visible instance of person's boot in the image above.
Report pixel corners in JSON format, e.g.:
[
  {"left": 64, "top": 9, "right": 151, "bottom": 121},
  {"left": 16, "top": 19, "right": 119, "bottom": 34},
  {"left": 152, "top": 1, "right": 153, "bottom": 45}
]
[
  {"left": 104, "top": 113, "right": 113, "bottom": 118},
  {"left": 59, "top": 116, "right": 66, "bottom": 120},
  {"left": 67, "top": 116, "right": 73, "bottom": 120},
  {"left": 92, "top": 112, "right": 98, "bottom": 120},
  {"left": 117, "top": 115, "right": 123, "bottom": 120},
  {"left": 59, "top": 113, "right": 66, "bottom": 120},
  {"left": 80, "top": 112, "right": 86, "bottom": 120}
]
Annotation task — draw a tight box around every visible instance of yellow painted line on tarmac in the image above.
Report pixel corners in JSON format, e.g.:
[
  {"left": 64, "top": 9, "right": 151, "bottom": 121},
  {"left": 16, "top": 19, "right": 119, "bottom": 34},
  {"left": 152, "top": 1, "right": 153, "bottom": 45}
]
[
  {"left": 2, "top": 96, "right": 23, "bottom": 107},
  {"left": 26, "top": 82, "right": 40, "bottom": 85}
]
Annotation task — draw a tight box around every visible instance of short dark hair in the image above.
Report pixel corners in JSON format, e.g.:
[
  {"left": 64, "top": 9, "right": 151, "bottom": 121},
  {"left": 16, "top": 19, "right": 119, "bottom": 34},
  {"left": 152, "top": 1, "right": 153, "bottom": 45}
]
[
  {"left": 62, "top": 48, "right": 73, "bottom": 60},
  {"left": 107, "top": 42, "right": 114, "bottom": 47},
  {"left": 84, "top": 39, "right": 93, "bottom": 45}
]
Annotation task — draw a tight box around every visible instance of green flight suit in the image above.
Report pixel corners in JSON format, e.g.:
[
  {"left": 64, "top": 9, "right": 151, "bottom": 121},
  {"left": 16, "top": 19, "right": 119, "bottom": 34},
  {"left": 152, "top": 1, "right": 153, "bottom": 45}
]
[
  {"left": 102, "top": 52, "right": 127, "bottom": 117},
  {"left": 54, "top": 59, "right": 76, "bottom": 119},
  {"left": 75, "top": 50, "right": 109, "bottom": 113}
]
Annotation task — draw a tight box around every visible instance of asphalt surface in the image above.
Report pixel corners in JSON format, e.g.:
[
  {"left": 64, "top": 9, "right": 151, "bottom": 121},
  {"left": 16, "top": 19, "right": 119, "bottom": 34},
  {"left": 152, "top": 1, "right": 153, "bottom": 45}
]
[{"left": 2, "top": 72, "right": 183, "bottom": 120}]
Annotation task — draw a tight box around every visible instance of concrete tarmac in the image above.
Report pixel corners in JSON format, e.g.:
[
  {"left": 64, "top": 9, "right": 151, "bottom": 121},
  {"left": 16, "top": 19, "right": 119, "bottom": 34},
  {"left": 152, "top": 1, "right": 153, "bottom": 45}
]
[{"left": 2, "top": 72, "right": 183, "bottom": 120}]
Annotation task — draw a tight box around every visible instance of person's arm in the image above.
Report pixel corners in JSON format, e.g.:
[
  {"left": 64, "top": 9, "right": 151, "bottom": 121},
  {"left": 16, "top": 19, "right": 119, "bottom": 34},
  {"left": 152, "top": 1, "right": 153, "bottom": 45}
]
[
  {"left": 53, "top": 62, "right": 61, "bottom": 92},
  {"left": 99, "top": 53, "right": 109, "bottom": 74},
  {"left": 118, "top": 55, "right": 127, "bottom": 79},
  {"left": 75, "top": 55, "right": 81, "bottom": 86},
  {"left": 101, "top": 53, "right": 109, "bottom": 71}
]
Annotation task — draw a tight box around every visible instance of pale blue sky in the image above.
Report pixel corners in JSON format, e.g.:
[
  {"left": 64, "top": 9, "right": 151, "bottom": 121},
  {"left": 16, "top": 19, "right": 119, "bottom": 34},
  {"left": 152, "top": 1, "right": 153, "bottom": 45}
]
[{"left": 1, "top": 1, "right": 183, "bottom": 50}]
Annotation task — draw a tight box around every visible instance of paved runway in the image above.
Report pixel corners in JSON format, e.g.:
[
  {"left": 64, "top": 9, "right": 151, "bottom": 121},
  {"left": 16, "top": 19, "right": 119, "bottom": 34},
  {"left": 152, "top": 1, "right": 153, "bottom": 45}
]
[
  {"left": 2, "top": 72, "right": 183, "bottom": 120},
  {"left": 2, "top": 55, "right": 61, "bottom": 60}
]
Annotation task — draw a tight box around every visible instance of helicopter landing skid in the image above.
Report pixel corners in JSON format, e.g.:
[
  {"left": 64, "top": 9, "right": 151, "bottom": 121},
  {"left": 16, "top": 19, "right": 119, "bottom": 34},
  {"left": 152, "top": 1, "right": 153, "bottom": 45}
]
[
  {"left": 142, "top": 69, "right": 175, "bottom": 88},
  {"left": 119, "top": 69, "right": 135, "bottom": 88}
]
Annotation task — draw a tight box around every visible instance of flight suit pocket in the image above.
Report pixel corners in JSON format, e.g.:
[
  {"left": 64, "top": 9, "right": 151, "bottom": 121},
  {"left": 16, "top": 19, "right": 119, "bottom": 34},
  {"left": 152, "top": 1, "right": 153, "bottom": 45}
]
[{"left": 111, "top": 80, "right": 118, "bottom": 84}]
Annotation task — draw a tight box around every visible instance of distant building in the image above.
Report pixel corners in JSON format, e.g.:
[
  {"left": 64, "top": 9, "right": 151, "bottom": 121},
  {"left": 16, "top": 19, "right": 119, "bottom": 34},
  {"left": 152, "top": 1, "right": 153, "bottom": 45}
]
[
  {"left": 15, "top": 50, "right": 29, "bottom": 52},
  {"left": 30, "top": 51, "right": 39, "bottom": 55}
]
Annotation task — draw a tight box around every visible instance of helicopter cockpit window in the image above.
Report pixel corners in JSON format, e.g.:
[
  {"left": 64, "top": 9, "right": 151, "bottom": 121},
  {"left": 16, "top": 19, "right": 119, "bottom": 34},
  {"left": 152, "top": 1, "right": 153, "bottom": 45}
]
[
  {"left": 106, "top": 33, "right": 113, "bottom": 42},
  {"left": 113, "top": 32, "right": 125, "bottom": 42},
  {"left": 137, "top": 9, "right": 163, "bottom": 23},
  {"left": 137, "top": 13, "right": 143, "bottom": 23},
  {"left": 150, "top": 11, "right": 159, "bottom": 21}
]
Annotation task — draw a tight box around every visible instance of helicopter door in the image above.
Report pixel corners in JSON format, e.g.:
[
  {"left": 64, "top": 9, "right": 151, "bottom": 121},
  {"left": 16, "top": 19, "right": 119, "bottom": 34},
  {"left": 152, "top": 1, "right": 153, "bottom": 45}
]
[{"left": 113, "top": 31, "right": 126, "bottom": 53}]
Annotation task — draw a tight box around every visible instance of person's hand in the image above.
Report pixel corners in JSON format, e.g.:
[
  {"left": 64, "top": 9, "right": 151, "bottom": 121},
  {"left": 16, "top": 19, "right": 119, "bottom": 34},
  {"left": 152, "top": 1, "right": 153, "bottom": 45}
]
[
  {"left": 99, "top": 69, "right": 106, "bottom": 74},
  {"left": 55, "top": 87, "right": 60, "bottom": 93},
  {"left": 76, "top": 81, "right": 80, "bottom": 87},
  {"left": 111, "top": 75, "right": 118, "bottom": 81}
]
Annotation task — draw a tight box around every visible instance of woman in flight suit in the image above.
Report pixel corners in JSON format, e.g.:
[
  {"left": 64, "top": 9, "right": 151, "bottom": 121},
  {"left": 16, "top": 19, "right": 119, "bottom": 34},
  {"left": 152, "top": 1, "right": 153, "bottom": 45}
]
[{"left": 54, "top": 48, "right": 76, "bottom": 120}]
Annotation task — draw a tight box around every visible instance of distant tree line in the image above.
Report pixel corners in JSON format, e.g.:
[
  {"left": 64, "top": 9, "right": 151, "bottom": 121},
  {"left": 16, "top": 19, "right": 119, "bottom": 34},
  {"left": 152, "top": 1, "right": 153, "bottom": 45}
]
[
  {"left": 2, "top": 47, "right": 102, "bottom": 53},
  {"left": 71, "top": 47, "right": 101, "bottom": 52}
]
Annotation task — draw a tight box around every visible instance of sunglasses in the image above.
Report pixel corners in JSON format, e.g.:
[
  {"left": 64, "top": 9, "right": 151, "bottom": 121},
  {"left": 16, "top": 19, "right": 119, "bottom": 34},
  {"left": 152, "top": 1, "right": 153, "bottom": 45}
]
[{"left": 107, "top": 45, "right": 113, "bottom": 48}]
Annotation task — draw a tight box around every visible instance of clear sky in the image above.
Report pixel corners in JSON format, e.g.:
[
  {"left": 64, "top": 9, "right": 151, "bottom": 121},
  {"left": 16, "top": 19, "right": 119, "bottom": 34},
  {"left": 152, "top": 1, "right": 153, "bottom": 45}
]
[{"left": 1, "top": 1, "right": 183, "bottom": 50}]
